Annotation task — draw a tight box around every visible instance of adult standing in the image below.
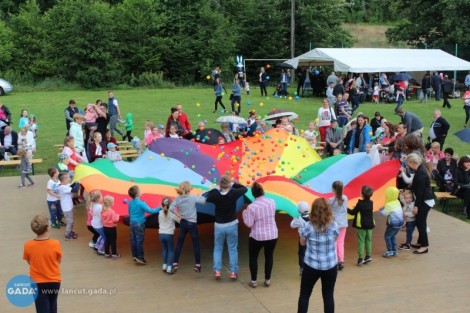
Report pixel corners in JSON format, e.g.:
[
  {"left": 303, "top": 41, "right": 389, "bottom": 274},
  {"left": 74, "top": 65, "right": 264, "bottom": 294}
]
[
  {"left": 317, "top": 98, "right": 336, "bottom": 142},
  {"left": 107, "top": 90, "right": 123, "bottom": 138},
  {"left": 428, "top": 109, "right": 450, "bottom": 148},
  {"left": 432, "top": 72, "right": 441, "bottom": 101},
  {"left": 259, "top": 67, "right": 268, "bottom": 97},
  {"left": 326, "top": 72, "right": 337, "bottom": 86},
  {"left": 441, "top": 75, "right": 452, "bottom": 109},
  {"left": 175, "top": 104, "right": 193, "bottom": 139},
  {"left": 205, "top": 176, "right": 247, "bottom": 279},
  {"left": 68, "top": 113, "right": 88, "bottom": 162},
  {"left": 242, "top": 182, "right": 278, "bottom": 288},
  {"left": 95, "top": 102, "right": 110, "bottom": 140},
  {"left": 349, "top": 80, "right": 361, "bottom": 113},
  {"left": 0, "top": 126, "right": 18, "bottom": 155},
  {"left": 420, "top": 73, "right": 432, "bottom": 102},
  {"left": 297, "top": 198, "right": 339, "bottom": 313},
  {"left": 453, "top": 156, "right": 470, "bottom": 218},
  {"left": 64, "top": 100, "right": 79, "bottom": 133},
  {"left": 211, "top": 66, "right": 221, "bottom": 86},
  {"left": 231, "top": 75, "right": 242, "bottom": 113},
  {"left": 297, "top": 68, "right": 307, "bottom": 97},
  {"left": 408, "top": 153, "right": 434, "bottom": 254},
  {"left": 397, "top": 108, "right": 423, "bottom": 138},
  {"left": 279, "top": 68, "right": 291, "bottom": 98},
  {"left": 465, "top": 71, "right": 470, "bottom": 90},
  {"left": 355, "top": 73, "right": 367, "bottom": 102},
  {"left": 348, "top": 114, "right": 371, "bottom": 154}
]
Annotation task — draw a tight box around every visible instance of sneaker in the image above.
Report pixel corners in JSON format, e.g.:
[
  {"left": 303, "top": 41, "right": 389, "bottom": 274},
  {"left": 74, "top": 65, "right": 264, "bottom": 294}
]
[
  {"left": 364, "top": 256, "right": 372, "bottom": 264},
  {"left": 194, "top": 264, "right": 202, "bottom": 273},
  {"left": 383, "top": 251, "right": 396, "bottom": 258},
  {"left": 162, "top": 264, "right": 167, "bottom": 272},
  {"left": 230, "top": 272, "right": 238, "bottom": 280},
  {"left": 97, "top": 250, "right": 105, "bottom": 256},
  {"left": 104, "top": 254, "right": 111, "bottom": 258},
  {"left": 72, "top": 233, "right": 78, "bottom": 239},
  {"left": 171, "top": 263, "right": 179, "bottom": 273},
  {"left": 249, "top": 281, "right": 257, "bottom": 288},
  {"left": 59, "top": 220, "right": 67, "bottom": 227},
  {"left": 64, "top": 235, "right": 75, "bottom": 241},
  {"left": 214, "top": 271, "right": 221, "bottom": 279},
  {"left": 50, "top": 223, "right": 60, "bottom": 229},
  {"left": 133, "top": 257, "right": 138, "bottom": 263},
  {"left": 166, "top": 266, "right": 173, "bottom": 274},
  {"left": 135, "top": 257, "right": 147, "bottom": 265},
  {"left": 338, "top": 262, "right": 345, "bottom": 270},
  {"left": 264, "top": 279, "right": 271, "bottom": 287},
  {"left": 88, "top": 240, "right": 95, "bottom": 248},
  {"left": 27, "top": 183, "right": 35, "bottom": 187},
  {"left": 18, "top": 185, "right": 25, "bottom": 189},
  {"left": 357, "top": 258, "right": 365, "bottom": 266},
  {"left": 112, "top": 254, "right": 121, "bottom": 260},
  {"left": 399, "top": 243, "right": 411, "bottom": 250}
]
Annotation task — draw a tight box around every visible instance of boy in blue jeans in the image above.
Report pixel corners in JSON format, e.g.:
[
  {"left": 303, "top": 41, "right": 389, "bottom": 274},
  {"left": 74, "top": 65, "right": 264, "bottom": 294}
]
[
  {"left": 128, "top": 185, "right": 160, "bottom": 264},
  {"left": 380, "top": 187, "right": 405, "bottom": 257}
]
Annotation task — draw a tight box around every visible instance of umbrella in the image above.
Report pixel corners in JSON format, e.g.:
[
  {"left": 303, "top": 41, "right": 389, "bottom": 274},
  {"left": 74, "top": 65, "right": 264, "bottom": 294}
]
[
  {"left": 276, "top": 62, "right": 295, "bottom": 69},
  {"left": 194, "top": 128, "right": 226, "bottom": 145},
  {"left": 261, "top": 109, "right": 299, "bottom": 125},
  {"left": 215, "top": 115, "right": 247, "bottom": 124},
  {"left": 392, "top": 73, "right": 412, "bottom": 81},
  {"left": 454, "top": 128, "right": 470, "bottom": 143}
]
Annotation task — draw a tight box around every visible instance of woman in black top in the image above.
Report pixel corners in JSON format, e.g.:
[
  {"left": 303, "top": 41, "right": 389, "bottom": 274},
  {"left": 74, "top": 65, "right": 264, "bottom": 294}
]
[{"left": 453, "top": 155, "right": 470, "bottom": 217}]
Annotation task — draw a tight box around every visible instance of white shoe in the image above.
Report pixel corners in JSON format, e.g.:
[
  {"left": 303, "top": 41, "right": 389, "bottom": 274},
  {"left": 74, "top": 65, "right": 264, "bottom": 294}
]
[
  {"left": 162, "top": 264, "right": 167, "bottom": 272},
  {"left": 88, "top": 240, "right": 95, "bottom": 248}
]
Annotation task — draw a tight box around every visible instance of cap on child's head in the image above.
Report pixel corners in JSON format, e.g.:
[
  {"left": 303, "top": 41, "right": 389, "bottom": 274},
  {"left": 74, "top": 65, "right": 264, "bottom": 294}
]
[
  {"left": 157, "top": 124, "right": 165, "bottom": 129},
  {"left": 107, "top": 142, "right": 117, "bottom": 149},
  {"left": 297, "top": 201, "right": 310, "bottom": 215},
  {"left": 58, "top": 153, "right": 69, "bottom": 161}
]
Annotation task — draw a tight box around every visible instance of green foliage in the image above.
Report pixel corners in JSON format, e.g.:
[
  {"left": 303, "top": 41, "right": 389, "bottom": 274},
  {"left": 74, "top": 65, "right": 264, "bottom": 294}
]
[{"left": 0, "top": 20, "right": 14, "bottom": 70}]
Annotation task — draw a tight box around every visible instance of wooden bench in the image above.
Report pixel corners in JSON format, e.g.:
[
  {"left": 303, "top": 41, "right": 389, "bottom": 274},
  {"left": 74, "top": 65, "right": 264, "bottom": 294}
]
[
  {"left": 0, "top": 158, "right": 43, "bottom": 175},
  {"left": 434, "top": 191, "right": 458, "bottom": 214}
]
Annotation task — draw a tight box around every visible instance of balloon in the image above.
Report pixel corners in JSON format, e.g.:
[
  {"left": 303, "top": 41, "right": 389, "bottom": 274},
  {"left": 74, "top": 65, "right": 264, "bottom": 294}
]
[
  {"left": 274, "top": 94, "right": 279, "bottom": 99},
  {"left": 247, "top": 100, "right": 251, "bottom": 106},
  {"left": 260, "top": 102, "right": 264, "bottom": 107},
  {"left": 196, "top": 102, "right": 200, "bottom": 107},
  {"left": 206, "top": 75, "right": 211, "bottom": 80},
  {"left": 294, "top": 91, "right": 298, "bottom": 96},
  {"left": 288, "top": 96, "right": 293, "bottom": 101},
  {"left": 314, "top": 118, "right": 319, "bottom": 124},
  {"left": 315, "top": 70, "right": 319, "bottom": 75},
  {"left": 295, "top": 95, "right": 300, "bottom": 100},
  {"left": 267, "top": 64, "right": 271, "bottom": 68},
  {"left": 266, "top": 76, "right": 270, "bottom": 80},
  {"left": 221, "top": 92, "right": 225, "bottom": 96}
]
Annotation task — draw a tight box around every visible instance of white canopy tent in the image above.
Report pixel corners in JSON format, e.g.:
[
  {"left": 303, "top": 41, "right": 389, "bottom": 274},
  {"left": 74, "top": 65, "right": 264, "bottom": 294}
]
[{"left": 284, "top": 48, "right": 470, "bottom": 73}]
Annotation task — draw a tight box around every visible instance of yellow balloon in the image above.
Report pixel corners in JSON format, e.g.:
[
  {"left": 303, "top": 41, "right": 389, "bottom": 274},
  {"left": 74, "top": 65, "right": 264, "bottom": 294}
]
[
  {"left": 369, "top": 132, "right": 373, "bottom": 136},
  {"left": 206, "top": 75, "right": 211, "bottom": 80},
  {"left": 288, "top": 96, "right": 293, "bottom": 101},
  {"left": 260, "top": 102, "right": 264, "bottom": 107},
  {"left": 196, "top": 102, "right": 200, "bottom": 107},
  {"left": 314, "top": 118, "right": 319, "bottom": 123}
]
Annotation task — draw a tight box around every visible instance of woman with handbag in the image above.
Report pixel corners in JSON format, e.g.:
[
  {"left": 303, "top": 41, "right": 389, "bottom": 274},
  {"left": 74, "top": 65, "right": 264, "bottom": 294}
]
[{"left": 453, "top": 156, "right": 470, "bottom": 217}]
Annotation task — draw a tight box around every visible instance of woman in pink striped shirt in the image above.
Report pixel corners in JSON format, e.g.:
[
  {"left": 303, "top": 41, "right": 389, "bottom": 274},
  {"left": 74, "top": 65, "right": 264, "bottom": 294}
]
[{"left": 242, "top": 182, "right": 278, "bottom": 288}]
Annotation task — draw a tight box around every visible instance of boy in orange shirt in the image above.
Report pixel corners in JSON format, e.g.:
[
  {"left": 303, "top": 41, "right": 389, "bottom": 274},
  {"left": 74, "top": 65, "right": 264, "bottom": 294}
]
[{"left": 23, "top": 215, "right": 62, "bottom": 313}]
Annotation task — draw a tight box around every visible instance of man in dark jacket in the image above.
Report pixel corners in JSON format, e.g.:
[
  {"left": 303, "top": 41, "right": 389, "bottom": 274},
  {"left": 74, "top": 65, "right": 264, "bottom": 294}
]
[
  {"left": 432, "top": 72, "right": 441, "bottom": 101},
  {"left": 0, "top": 126, "right": 18, "bottom": 155},
  {"left": 441, "top": 75, "right": 452, "bottom": 108},
  {"left": 64, "top": 100, "right": 79, "bottom": 132},
  {"left": 428, "top": 109, "right": 450, "bottom": 148}
]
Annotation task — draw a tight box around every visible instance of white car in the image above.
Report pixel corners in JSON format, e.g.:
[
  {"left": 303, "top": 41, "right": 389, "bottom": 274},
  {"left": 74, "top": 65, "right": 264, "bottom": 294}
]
[{"left": 0, "top": 78, "right": 13, "bottom": 95}]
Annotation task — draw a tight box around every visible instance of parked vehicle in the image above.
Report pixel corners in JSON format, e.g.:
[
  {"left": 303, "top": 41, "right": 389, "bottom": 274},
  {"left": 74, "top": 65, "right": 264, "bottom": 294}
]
[{"left": 0, "top": 78, "right": 13, "bottom": 95}]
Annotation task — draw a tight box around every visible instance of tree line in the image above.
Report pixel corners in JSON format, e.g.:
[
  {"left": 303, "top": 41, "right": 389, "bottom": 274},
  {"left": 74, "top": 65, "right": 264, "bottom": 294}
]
[{"left": 1, "top": 0, "right": 468, "bottom": 88}]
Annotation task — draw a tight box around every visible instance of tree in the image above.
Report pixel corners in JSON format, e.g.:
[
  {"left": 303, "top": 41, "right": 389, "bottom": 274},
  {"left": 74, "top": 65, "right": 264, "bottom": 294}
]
[
  {"left": 0, "top": 20, "right": 14, "bottom": 71},
  {"left": 113, "top": 0, "right": 167, "bottom": 77},
  {"left": 8, "top": 0, "right": 50, "bottom": 77},
  {"left": 44, "top": 0, "right": 121, "bottom": 87}
]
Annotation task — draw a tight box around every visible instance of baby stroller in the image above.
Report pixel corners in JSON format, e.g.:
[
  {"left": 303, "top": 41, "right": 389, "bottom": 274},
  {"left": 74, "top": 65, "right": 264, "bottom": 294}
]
[{"left": 379, "top": 87, "right": 394, "bottom": 103}]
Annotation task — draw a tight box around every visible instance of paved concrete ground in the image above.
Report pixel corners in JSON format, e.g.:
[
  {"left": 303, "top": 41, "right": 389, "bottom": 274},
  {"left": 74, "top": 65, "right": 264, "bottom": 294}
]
[{"left": 1, "top": 175, "right": 469, "bottom": 313}]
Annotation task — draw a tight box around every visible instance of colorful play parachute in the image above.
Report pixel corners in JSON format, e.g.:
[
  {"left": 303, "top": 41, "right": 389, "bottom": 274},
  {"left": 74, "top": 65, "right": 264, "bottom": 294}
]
[{"left": 74, "top": 129, "right": 400, "bottom": 223}]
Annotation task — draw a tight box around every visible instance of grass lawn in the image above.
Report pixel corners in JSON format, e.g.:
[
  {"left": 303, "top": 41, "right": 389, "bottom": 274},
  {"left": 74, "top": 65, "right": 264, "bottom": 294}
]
[{"left": 0, "top": 86, "right": 468, "bottom": 220}]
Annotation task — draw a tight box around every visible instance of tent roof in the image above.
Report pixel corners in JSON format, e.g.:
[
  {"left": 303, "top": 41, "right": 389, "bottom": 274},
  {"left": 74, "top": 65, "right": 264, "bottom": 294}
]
[{"left": 284, "top": 48, "right": 470, "bottom": 72}]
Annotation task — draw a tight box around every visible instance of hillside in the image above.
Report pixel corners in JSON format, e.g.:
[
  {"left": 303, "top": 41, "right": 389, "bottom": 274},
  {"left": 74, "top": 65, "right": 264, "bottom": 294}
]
[{"left": 342, "top": 23, "right": 397, "bottom": 48}]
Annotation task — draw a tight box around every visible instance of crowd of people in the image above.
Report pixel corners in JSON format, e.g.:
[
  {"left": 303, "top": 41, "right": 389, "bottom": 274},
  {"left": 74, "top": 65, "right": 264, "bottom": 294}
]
[{"left": 9, "top": 74, "right": 470, "bottom": 313}]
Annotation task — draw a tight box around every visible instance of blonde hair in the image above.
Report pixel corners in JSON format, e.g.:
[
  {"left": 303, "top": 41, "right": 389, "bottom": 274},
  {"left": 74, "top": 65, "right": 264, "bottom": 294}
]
[
  {"left": 31, "top": 215, "right": 49, "bottom": 236},
  {"left": 88, "top": 190, "right": 102, "bottom": 211},
  {"left": 176, "top": 181, "right": 191, "bottom": 195},
  {"left": 103, "top": 195, "right": 114, "bottom": 210},
  {"left": 144, "top": 120, "right": 154, "bottom": 129},
  {"left": 430, "top": 141, "right": 441, "bottom": 149}
]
